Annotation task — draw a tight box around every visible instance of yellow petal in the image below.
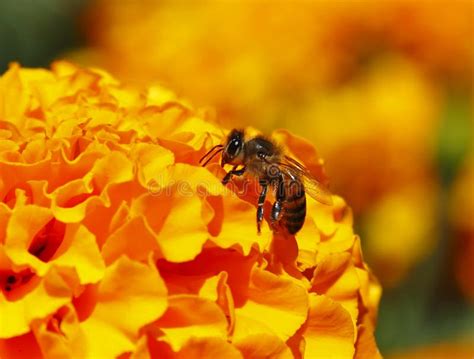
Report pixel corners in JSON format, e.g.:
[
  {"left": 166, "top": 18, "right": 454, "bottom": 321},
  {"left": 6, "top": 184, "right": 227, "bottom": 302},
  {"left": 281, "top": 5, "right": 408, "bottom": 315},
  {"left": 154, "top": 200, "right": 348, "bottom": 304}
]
[
  {"left": 0, "top": 267, "right": 72, "bottom": 338},
  {"left": 0, "top": 63, "right": 29, "bottom": 121},
  {"left": 80, "top": 256, "right": 167, "bottom": 358},
  {"left": 132, "top": 191, "right": 209, "bottom": 263},
  {"left": 49, "top": 224, "right": 105, "bottom": 284},
  {"left": 131, "top": 143, "right": 175, "bottom": 189}
]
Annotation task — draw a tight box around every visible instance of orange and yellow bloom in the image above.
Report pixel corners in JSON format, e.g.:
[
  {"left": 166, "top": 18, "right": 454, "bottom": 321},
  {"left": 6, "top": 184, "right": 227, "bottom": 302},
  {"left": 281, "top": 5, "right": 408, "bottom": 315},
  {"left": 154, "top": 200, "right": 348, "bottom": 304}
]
[
  {"left": 76, "top": 0, "right": 473, "bottom": 289},
  {"left": 0, "top": 62, "right": 381, "bottom": 358}
]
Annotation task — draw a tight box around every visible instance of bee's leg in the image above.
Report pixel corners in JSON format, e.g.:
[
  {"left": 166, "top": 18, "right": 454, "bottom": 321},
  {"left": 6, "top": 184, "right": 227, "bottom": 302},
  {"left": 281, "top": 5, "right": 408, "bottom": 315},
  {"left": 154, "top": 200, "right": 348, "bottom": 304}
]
[
  {"left": 271, "top": 174, "right": 285, "bottom": 223},
  {"left": 257, "top": 181, "right": 268, "bottom": 233},
  {"left": 222, "top": 166, "right": 246, "bottom": 185}
]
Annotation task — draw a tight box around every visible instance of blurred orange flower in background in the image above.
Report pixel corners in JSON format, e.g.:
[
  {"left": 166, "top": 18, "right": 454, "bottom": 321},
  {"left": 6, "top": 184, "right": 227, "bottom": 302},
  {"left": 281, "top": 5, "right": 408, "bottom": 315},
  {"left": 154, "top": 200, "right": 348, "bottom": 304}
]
[
  {"left": 76, "top": 0, "right": 473, "bottom": 289},
  {"left": 0, "top": 62, "right": 381, "bottom": 358}
]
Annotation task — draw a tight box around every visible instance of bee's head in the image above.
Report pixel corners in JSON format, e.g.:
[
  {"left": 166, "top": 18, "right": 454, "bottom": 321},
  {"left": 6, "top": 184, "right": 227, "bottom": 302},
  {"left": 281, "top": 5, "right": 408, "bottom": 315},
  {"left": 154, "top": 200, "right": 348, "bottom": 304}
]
[{"left": 221, "top": 129, "right": 245, "bottom": 167}]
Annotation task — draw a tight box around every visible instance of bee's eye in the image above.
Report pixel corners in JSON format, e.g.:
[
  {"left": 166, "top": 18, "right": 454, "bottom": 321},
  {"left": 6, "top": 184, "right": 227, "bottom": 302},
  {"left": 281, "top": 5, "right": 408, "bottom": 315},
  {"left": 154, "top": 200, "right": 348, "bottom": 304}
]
[{"left": 227, "top": 139, "right": 241, "bottom": 157}]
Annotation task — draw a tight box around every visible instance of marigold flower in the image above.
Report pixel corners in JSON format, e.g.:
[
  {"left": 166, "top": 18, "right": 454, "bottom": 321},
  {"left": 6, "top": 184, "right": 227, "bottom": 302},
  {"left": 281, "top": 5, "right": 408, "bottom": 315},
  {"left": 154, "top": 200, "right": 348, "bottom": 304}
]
[
  {"left": 75, "top": 0, "right": 473, "bottom": 288},
  {"left": 0, "top": 62, "right": 381, "bottom": 358}
]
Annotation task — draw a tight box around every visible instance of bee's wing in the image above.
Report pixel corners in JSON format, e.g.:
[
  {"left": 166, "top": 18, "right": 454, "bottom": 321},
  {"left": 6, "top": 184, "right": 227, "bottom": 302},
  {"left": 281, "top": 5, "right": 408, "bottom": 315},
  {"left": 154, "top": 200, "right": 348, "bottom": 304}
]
[{"left": 278, "top": 156, "right": 333, "bottom": 206}]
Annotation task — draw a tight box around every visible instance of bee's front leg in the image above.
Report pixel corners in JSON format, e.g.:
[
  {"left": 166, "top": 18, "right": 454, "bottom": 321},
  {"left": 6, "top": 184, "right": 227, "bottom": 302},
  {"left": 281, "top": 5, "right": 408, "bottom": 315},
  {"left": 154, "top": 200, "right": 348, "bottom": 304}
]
[
  {"left": 222, "top": 166, "right": 246, "bottom": 185},
  {"left": 271, "top": 174, "right": 285, "bottom": 223}
]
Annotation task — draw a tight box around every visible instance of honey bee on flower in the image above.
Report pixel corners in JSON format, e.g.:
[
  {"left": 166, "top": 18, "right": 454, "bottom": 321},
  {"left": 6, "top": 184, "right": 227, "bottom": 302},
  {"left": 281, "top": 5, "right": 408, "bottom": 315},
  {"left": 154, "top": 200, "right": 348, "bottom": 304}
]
[{"left": 200, "top": 129, "right": 333, "bottom": 235}]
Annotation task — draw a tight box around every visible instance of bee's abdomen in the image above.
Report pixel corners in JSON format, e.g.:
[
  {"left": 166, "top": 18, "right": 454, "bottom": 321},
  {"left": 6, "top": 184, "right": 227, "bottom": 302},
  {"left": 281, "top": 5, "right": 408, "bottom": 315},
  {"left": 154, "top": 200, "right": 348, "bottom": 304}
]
[{"left": 282, "top": 181, "right": 306, "bottom": 235}]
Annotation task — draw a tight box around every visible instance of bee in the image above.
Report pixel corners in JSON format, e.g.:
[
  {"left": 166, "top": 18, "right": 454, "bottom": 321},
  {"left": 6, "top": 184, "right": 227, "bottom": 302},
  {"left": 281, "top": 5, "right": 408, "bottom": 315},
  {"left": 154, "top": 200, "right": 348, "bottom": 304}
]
[{"left": 200, "top": 129, "right": 333, "bottom": 234}]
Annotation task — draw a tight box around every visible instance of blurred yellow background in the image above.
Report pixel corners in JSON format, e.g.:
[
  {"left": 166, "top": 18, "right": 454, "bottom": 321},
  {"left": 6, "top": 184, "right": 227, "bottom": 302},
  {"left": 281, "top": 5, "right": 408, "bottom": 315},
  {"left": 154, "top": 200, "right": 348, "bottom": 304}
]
[{"left": 1, "top": 0, "right": 472, "bottom": 356}]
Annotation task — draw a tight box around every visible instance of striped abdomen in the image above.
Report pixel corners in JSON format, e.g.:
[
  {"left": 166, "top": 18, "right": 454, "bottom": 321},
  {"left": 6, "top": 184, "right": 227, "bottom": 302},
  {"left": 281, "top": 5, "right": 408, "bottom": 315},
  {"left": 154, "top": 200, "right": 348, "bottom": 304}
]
[{"left": 282, "top": 179, "right": 306, "bottom": 234}]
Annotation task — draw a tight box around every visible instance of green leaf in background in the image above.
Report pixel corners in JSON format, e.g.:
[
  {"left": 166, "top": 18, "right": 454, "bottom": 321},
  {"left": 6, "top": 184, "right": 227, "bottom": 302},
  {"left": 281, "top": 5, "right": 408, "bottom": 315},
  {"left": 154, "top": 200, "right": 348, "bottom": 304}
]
[
  {"left": 437, "top": 92, "right": 473, "bottom": 185},
  {"left": 0, "top": 0, "right": 86, "bottom": 71}
]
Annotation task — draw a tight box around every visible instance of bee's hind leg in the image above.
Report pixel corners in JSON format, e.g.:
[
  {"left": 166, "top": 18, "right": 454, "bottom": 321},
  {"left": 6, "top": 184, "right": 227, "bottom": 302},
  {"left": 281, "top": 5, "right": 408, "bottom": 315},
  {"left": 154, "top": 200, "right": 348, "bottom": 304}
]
[
  {"left": 257, "top": 181, "right": 268, "bottom": 233},
  {"left": 271, "top": 174, "right": 285, "bottom": 223}
]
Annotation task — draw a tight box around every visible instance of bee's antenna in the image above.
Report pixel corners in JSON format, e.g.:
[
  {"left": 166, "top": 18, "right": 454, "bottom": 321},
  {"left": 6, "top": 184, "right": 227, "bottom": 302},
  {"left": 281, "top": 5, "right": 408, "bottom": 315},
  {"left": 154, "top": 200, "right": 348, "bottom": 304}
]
[
  {"left": 199, "top": 144, "right": 224, "bottom": 165},
  {"left": 200, "top": 147, "right": 224, "bottom": 167}
]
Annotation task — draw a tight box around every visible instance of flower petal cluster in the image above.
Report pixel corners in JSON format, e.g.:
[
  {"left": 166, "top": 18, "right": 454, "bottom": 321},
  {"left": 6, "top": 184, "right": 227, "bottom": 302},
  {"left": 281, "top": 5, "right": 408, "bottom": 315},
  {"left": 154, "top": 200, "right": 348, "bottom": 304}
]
[{"left": 0, "top": 62, "right": 381, "bottom": 358}]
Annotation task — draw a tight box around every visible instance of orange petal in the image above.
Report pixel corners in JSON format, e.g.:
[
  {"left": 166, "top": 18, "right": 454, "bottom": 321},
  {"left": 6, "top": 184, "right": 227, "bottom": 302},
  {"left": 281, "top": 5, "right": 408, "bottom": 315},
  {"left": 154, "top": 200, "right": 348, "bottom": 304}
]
[
  {"left": 5, "top": 205, "right": 104, "bottom": 286},
  {"left": 0, "top": 203, "right": 10, "bottom": 245},
  {"left": 311, "top": 252, "right": 360, "bottom": 324},
  {"left": 293, "top": 215, "right": 321, "bottom": 270},
  {"left": 135, "top": 335, "right": 243, "bottom": 359},
  {"left": 131, "top": 191, "right": 209, "bottom": 263},
  {"left": 131, "top": 143, "right": 175, "bottom": 189},
  {"left": 355, "top": 267, "right": 382, "bottom": 326},
  {"left": 5, "top": 204, "right": 52, "bottom": 251},
  {"left": 4, "top": 205, "right": 56, "bottom": 271},
  {"left": 198, "top": 271, "right": 235, "bottom": 334},
  {"left": 175, "top": 337, "right": 243, "bottom": 359},
  {"left": 210, "top": 193, "right": 272, "bottom": 255},
  {"left": 80, "top": 256, "right": 167, "bottom": 358},
  {"left": 0, "top": 331, "right": 43, "bottom": 359},
  {"left": 101, "top": 215, "right": 161, "bottom": 265},
  {"left": 154, "top": 295, "right": 229, "bottom": 352},
  {"left": 157, "top": 248, "right": 258, "bottom": 308},
  {"left": 50, "top": 151, "right": 133, "bottom": 223},
  {"left": 235, "top": 333, "right": 293, "bottom": 359},
  {"left": 233, "top": 267, "right": 308, "bottom": 342},
  {"left": 354, "top": 324, "right": 382, "bottom": 359},
  {"left": 151, "top": 163, "right": 225, "bottom": 196},
  {"left": 303, "top": 294, "right": 355, "bottom": 358},
  {"left": 32, "top": 304, "right": 87, "bottom": 359}
]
